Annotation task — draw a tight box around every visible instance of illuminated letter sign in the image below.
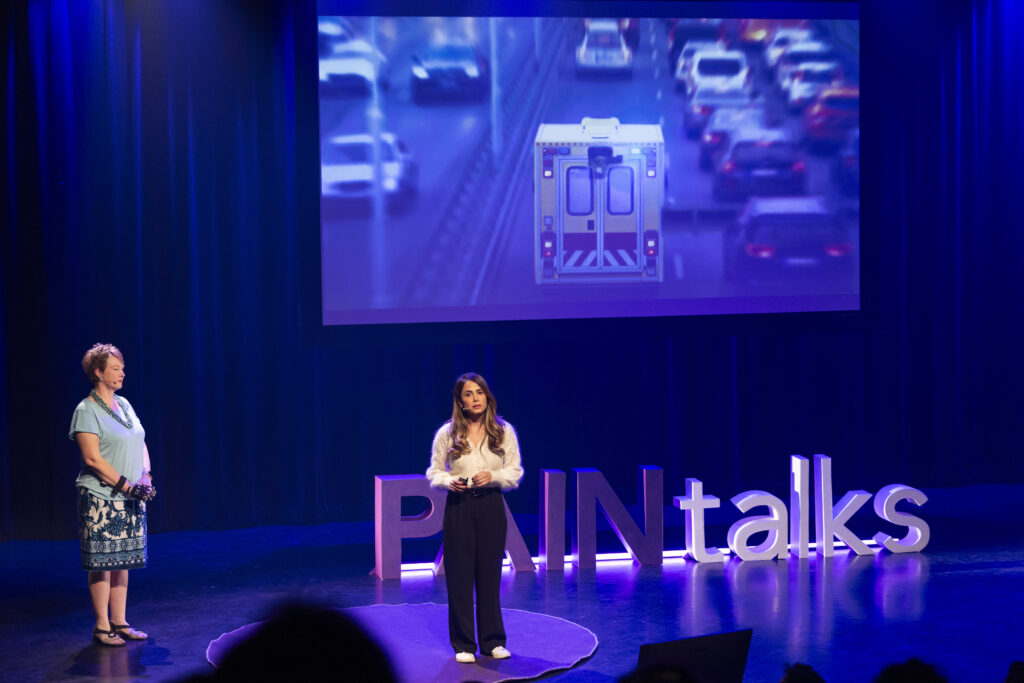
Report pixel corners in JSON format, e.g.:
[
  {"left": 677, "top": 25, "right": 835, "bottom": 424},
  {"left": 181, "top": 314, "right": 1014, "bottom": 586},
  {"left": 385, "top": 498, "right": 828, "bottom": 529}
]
[
  {"left": 538, "top": 470, "right": 566, "bottom": 571},
  {"left": 673, "top": 478, "right": 724, "bottom": 564},
  {"left": 371, "top": 475, "right": 534, "bottom": 580},
  {"left": 371, "top": 455, "right": 930, "bottom": 579},
  {"left": 814, "top": 454, "right": 873, "bottom": 557},
  {"left": 572, "top": 466, "right": 664, "bottom": 569},
  {"left": 872, "top": 483, "right": 930, "bottom": 553},
  {"left": 727, "top": 490, "right": 788, "bottom": 561}
]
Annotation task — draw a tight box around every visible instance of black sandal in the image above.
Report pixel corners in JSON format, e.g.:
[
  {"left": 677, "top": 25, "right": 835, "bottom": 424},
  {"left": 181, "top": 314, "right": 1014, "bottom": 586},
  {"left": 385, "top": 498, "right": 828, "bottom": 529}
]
[
  {"left": 110, "top": 624, "right": 148, "bottom": 641},
  {"left": 93, "top": 627, "right": 126, "bottom": 647}
]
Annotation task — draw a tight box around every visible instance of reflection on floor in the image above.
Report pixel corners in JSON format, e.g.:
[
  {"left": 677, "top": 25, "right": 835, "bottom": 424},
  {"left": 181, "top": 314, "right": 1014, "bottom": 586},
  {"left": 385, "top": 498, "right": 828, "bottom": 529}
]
[{"left": 1, "top": 487, "right": 1022, "bottom": 682}]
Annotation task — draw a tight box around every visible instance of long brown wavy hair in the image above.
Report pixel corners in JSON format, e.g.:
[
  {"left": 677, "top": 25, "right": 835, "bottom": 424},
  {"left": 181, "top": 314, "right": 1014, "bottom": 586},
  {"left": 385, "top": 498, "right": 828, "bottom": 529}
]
[{"left": 447, "top": 372, "right": 506, "bottom": 460}]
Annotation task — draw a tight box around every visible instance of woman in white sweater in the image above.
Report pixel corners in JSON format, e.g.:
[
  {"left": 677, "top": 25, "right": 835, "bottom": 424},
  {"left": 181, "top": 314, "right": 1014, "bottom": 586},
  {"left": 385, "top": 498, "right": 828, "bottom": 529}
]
[{"left": 426, "top": 372, "right": 524, "bottom": 664}]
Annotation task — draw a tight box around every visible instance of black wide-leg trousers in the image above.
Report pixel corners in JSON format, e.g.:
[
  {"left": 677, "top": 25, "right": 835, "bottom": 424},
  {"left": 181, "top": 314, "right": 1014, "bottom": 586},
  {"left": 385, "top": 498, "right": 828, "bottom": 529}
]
[{"left": 443, "top": 488, "right": 507, "bottom": 654}]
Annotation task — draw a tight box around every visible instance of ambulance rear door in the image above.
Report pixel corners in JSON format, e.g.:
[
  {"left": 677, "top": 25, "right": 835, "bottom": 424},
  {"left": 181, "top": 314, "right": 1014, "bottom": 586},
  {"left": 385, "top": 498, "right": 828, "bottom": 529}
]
[{"left": 558, "top": 152, "right": 643, "bottom": 276}]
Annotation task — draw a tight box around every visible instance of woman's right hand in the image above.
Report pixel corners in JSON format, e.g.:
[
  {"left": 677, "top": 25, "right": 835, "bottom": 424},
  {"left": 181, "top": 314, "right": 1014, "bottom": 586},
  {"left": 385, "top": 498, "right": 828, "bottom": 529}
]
[
  {"left": 127, "top": 481, "right": 157, "bottom": 502},
  {"left": 449, "top": 477, "right": 468, "bottom": 493}
]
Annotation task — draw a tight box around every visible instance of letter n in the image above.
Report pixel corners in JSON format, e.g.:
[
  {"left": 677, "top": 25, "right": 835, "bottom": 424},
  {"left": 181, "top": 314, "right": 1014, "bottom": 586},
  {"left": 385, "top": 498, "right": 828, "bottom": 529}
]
[{"left": 572, "top": 466, "right": 663, "bottom": 569}]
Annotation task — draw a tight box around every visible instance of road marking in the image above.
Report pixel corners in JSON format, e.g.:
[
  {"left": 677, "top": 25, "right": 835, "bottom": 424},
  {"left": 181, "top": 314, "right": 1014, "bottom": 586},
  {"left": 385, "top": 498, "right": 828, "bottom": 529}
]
[
  {"left": 674, "top": 253, "right": 685, "bottom": 279},
  {"left": 656, "top": 88, "right": 663, "bottom": 101},
  {"left": 659, "top": 115, "right": 665, "bottom": 127},
  {"left": 654, "top": 66, "right": 660, "bottom": 78}
]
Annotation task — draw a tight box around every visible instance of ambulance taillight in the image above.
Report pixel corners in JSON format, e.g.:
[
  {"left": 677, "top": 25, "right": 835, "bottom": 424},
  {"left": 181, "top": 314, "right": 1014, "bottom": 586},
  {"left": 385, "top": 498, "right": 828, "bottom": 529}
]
[
  {"left": 644, "top": 230, "right": 659, "bottom": 276},
  {"left": 541, "top": 216, "right": 556, "bottom": 278},
  {"left": 542, "top": 147, "right": 556, "bottom": 178}
]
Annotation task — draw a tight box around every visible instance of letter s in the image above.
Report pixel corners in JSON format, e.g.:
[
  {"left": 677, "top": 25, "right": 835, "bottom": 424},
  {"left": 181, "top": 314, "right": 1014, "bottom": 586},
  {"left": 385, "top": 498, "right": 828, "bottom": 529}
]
[{"left": 872, "top": 484, "right": 930, "bottom": 553}]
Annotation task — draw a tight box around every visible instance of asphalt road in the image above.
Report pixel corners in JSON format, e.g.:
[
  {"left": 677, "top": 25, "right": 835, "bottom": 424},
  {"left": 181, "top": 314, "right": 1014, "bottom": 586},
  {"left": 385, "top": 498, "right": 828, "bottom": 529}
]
[{"left": 320, "top": 16, "right": 532, "bottom": 313}]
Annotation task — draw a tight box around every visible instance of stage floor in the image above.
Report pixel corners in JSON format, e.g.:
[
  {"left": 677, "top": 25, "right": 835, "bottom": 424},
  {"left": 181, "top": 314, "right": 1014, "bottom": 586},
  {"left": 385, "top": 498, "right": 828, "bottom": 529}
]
[{"left": 1, "top": 485, "right": 1022, "bottom": 682}]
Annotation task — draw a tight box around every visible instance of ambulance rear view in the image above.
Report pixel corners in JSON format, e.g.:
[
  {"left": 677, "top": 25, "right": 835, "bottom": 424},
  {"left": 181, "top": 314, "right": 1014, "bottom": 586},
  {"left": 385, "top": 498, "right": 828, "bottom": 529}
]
[{"left": 534, "top": 117, "right": 664, "bottom": 284}]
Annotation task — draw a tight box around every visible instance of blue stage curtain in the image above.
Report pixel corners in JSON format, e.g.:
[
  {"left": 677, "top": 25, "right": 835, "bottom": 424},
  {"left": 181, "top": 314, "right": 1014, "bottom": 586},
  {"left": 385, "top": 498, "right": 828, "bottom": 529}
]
[{"left": 2, "top": 0, "right": 1023, "bottom": 540}]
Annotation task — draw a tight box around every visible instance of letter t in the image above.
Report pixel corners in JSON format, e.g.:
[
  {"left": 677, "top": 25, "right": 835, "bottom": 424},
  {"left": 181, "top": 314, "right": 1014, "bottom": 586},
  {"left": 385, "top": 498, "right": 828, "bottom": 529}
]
[{"left": 673, "top": 478, "right": 723, "bottom": 563}]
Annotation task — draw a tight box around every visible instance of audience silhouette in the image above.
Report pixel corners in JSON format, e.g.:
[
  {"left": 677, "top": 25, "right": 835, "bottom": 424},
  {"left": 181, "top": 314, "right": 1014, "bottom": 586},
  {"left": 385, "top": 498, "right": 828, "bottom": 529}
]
[
  {"left": 780, "top": 662, "right": 827, "bottom": 683},
  {"left": 619, "top": 663, "right": 699, "bottom": 683},
  {"left": 873, "top": 657, "right": 948, "bottom": 683},
  {"left": 179, "top": 602, "right": 397, "bottom": 682}
]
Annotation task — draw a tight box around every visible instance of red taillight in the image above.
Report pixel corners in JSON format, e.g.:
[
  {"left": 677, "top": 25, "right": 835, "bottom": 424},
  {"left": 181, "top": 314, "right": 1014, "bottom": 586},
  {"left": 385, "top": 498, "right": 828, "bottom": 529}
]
[
  {"left": 693, "top": 104, "right": 712, "bottom": 115},
  {"left": 745, "top": 243, "right": 775, "bottom": 258},
  {"left": 791, "top": 160, "right": 807, "bottom": 172},
  {"left": 703, "top": 132, "right": 723, "bottom": 144},
  {"left": 825, "top": 242, "right": 853, "bottom": 257},
  {"left": 644, "top": 231, "right": 658, "bottom": 259},
  {"left": 721, "top": 160, "right": 736, "bottom": 173},
  {"left": 808, "top": 104, "right": 823, "bottom": 116}
]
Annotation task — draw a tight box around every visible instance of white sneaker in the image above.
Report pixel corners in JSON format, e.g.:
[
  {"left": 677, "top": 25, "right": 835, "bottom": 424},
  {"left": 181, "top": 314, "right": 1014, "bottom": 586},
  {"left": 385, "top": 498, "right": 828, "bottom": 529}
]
[
  {"left": 455, "top": 652, "right": 476, "bottom": 663},
  {"left": 490, "top": 646, "right": 511, "bottom": 659}
]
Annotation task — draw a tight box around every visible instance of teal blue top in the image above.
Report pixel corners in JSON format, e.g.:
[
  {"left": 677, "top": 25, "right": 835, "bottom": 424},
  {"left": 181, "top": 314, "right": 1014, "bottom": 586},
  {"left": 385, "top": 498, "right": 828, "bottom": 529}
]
[{"left": 69, "top": 395, "right": 146, "bottom": 501}]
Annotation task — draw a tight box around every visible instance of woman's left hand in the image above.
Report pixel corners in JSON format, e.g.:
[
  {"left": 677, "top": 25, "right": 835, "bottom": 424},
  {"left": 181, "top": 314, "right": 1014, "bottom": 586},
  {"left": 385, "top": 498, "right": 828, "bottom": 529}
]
[{"left": 472, "top": 471, "right": 493, "bottom": 487}]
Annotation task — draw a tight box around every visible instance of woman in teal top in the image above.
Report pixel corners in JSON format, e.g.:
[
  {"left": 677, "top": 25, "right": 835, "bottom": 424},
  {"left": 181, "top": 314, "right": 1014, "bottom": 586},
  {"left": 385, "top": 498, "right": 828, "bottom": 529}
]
[{"left": 69, "top": 343, "right": 156, "bottom": 647}]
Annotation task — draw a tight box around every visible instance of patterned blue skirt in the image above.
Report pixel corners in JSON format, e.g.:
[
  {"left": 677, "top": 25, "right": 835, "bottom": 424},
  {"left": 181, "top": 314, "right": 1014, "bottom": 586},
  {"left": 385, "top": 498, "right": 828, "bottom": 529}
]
[{"left": 78, "top": 488, "right": 147, "bottom": 571}]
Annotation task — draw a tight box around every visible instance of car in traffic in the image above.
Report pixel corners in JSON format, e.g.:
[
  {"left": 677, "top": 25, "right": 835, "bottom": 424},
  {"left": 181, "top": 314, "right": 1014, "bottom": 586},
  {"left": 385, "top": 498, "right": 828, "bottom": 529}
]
[
  {"left": 785, "top": 61, "right": 843, "bottom": 111},
  {"left": 319, "top": 37, "right": 391, "bottom": 94},
  {"left": 667, "top": 18, "right": 726, "bottom": 70},
  {"left": 712, "top": 128, "right": 807, "bottom": 201},
  {"left": 410, "top": 43, "right": 490, "bottom": 103},
  {"left": 673, "top": 40, "right": 725, "bottom": 91},
  {"left": 320, "top": 132, "right": 418, "bottom": 209},
  {"left": 763, "top": 27, "right": 813, "bottom": 72},
  {"left": 723, "top": 196, "right": 854, "bottom": 284},
  {"left": 775, "top": 40, "right": 839, "bottom": 95},
  {"left": 329, "top": 38, "right": 390, "bottom": 88},
  {"left": 831, "top": 128, "right": 859, "bottom": 195},
  {"left": 576, "top": 19, "right": 633, "bottom": 77},
  {"left": 319, "top": 54, "right": 380, "bottom": 95},
  {"left": 803, "top": 85, "right": 859, "bottom": 145},
  {"left": 317, "top": 17, "right": 358, "bottom": 54},
  {"left": 683, "top": 85, "right": 755, "bottom": 138},
  {"left": 699, "top": 105, "right": 768, "bottom": 170},
  {"left": 737, "top": 18, "right": 808, "bottom": 49},
  {"left": 586, "top": 18, "right": 640, "bottom": 47},
  {"left": 681, "top": 49, "right": 752, "bottom": 98}
]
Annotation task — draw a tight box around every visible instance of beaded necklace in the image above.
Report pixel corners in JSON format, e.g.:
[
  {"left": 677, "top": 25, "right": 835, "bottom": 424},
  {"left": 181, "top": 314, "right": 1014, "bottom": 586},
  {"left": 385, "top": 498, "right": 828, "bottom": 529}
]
[{"left": 90, "top": 390, "right": 134, "bottom": 430}]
